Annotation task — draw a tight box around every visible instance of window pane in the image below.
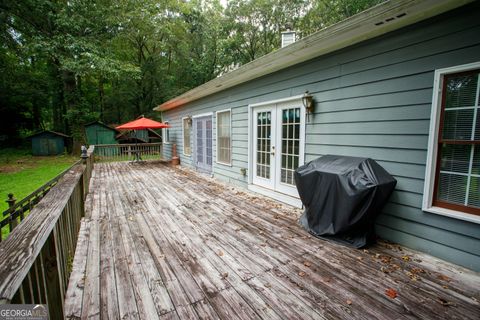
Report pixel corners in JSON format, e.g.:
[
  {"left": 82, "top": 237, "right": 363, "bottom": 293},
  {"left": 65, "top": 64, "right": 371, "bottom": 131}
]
[
  {"left": 445, "top": 73, "right": 478, "bottom": 108},
  {"left": 438, "top": 173, "right": 467, "bottom": 206},
  {"left": 217, "top": 111, "right": 231, "bottom": 164},
  {"left": 473, "top": 146, "right": 480, "bottom": 175},
  {"left": 183, "top": 119, "right": 191, "bottom": 155},
  {"left": 476, "top": 110, "right": 480, "bottom": 141},
  {"left": 439, "top": 144, "right": 471, "bottom": 174},
  {"left": 468, "top": 176, "right": 480, "bottom": 208},
  {"left": 442, "top": 109, "right": 474, "bottom": 140}
]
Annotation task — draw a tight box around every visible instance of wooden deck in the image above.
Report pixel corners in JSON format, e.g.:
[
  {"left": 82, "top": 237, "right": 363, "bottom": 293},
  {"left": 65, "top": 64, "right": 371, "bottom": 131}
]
[{"left": 65, "top": 162, "right": 480, "bottom": 319}]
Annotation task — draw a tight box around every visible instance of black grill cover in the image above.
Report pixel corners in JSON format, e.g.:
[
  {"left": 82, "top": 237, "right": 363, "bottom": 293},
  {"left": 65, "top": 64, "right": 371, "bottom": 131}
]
[{"left": 295, "top": 155, "right": 397, "bottom": 248}]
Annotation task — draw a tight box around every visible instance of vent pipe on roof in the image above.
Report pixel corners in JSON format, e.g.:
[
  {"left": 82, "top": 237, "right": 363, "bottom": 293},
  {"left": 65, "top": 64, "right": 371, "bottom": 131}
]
[{"left": 281, "top": 30, "right": 296, "bottom": 48}]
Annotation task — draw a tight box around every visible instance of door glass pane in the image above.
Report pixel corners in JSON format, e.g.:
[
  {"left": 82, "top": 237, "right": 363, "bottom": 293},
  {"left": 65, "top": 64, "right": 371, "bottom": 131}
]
[
  {"left": 256, "top": 111, "right": 271, "bottom": 179},
  {"left": 280, "top": 107, "right": 301, "bottom": 185},
  {"left": 196, "top": 121, "right": 203, "bottom": 163},
  {"left": 206, "top": 119, "right": 212, "bottom": 165}
]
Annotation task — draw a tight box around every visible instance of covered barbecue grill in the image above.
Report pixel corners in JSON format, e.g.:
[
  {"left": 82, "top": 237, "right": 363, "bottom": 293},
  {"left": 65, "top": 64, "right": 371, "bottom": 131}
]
[{"left": 295, "top": 155, "right": 397, "bottom": 248}]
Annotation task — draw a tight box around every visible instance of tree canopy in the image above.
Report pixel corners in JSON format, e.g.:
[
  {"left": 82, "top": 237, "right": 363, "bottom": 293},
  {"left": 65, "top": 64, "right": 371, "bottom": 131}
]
[{"left": 0, "top": 0, "right": 383, "bottom": 148}]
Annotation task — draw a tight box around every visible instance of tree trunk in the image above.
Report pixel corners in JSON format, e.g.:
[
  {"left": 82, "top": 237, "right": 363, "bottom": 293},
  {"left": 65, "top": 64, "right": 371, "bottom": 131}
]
[{"left": 49, "top": 58, "right": 65, "bottom": 133}]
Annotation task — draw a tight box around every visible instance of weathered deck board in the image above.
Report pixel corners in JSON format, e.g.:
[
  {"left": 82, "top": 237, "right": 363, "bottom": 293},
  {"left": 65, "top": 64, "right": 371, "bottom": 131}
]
[{"left": 65, "top": 162, "right": 480, "bottom": 319}]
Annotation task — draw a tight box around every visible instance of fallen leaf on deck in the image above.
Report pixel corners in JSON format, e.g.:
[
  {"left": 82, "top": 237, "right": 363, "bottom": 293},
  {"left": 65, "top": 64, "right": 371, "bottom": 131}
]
[
  {"left": 264, "top": 283, "right": 271, "bottom": 288},
  {"left": 438, "top": 297, "right": 453, "bottom": 306},
  {"left": 221, "top": 272, "right": 229, "bottom": 279},
  {"left": 357, "top": 256, "right": 363, "bottom": 261},
  {"left": 298, "top": 271, "right": 306, "bottom": 277},
  {"left": 217, "top": 250, "right": 224, "bottom": 256},
  {"left": 380, "top": 267, "right": 390, "bottom": 274},
  {"left": 437, "top": 274, "right": 452, "bottom": 282},
  {"left": 303, "top": 261, "right": 312, "bottom": 267},
  {"left": 346, "top": 300, "right": 352, "bottom": 305},
  {"left": 385, "top": 288, "right": 398, "bottom": 299},
  {"left": 402, "top": 255, "right": 411, "bottom": 261},
  {"left": 381, "top": 256, "right": 392, "bottom": 264}
]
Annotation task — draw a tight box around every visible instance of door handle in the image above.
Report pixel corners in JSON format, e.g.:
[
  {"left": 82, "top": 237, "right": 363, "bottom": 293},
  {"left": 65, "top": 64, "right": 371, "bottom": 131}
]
[{"left": 271, "top": 146, "right": 275, "bottom": 156}]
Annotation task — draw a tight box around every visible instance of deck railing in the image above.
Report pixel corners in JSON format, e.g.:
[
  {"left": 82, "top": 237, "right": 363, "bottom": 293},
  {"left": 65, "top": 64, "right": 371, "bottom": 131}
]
[
  {"left": 93, "top": 142, "right": 164, "bottom": 162},
  {"left": 0, "top": 146, "right": 95, "bottom": 319},
  {"left": 0, "top": 161, "right": 82, "bottom": 242}
]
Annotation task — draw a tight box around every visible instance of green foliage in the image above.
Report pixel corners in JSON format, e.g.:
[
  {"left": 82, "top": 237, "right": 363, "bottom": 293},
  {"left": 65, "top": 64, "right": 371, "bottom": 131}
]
[
  {"left": 0, "top": 0, "right": 384, "bottom": 147},
  {"left": 0, "top": 149, "right": 77, "bottom": 213}
]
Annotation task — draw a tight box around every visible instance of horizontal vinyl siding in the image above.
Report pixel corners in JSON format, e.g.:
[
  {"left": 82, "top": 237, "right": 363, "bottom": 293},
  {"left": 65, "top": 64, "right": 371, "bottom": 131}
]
[{"left": 163, "top": 3, "right": 480, "bottom": 271}]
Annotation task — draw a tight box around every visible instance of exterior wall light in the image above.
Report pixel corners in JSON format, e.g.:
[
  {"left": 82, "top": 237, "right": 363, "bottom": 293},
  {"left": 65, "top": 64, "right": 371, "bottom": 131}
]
[{"left": 302, "top": 91, "right": 314, "bottom": 122}]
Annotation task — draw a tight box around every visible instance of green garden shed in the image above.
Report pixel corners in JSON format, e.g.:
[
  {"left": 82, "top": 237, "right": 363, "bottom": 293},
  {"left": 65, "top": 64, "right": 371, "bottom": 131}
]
[
  {"left": 84, "top": 121, "right": 119, "bottom": 145},
  {"left": 29, "top": 130, "right": 70, "bottom": 156}
]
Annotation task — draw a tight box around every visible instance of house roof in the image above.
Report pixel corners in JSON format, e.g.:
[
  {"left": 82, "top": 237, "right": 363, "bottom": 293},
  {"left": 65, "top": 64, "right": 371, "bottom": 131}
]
[
  {"left": 155, "top": 0, "right": 472, "bottom": 112},
  {"left": 84, "top": 121, "right": 120, "bottom": 133},
  {"left": 28, "top": 130, "right": 71, "bottom": 139}
]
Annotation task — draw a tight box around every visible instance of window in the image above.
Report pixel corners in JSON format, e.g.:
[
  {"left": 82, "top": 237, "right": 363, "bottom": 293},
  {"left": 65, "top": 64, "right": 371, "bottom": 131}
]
[
  {"left": 216, "top": 110, "right": 231, "bottom": 165},
  {"left": 162, "top": 121, "right": 170, "bottom": 144},
  {"left": 182, "top": 117, "right": 192, "bottom": 155},
  {"left": 424, "top": 63, "right": 480, "bottom": 220}
]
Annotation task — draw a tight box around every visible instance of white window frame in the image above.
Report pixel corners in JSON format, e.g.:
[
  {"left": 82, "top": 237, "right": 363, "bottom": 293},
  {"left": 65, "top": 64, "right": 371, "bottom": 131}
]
[
  {"left": 423, "top": 61, "right": 480, "bottom": 224},
  {"left": 182, "top": 117, "right": 192, "bottom": 156},
  {"left": 162, "top": 121, "right": 171, "bottom": 144},
  {"left": 215, "top": 109, "right": 232, "bottom": 166}
]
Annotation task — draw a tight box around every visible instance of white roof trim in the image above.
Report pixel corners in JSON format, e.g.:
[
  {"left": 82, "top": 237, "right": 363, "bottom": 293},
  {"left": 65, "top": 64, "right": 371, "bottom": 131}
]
[{"left": 155, "top": 0, "right": 473, "bottom": 112}]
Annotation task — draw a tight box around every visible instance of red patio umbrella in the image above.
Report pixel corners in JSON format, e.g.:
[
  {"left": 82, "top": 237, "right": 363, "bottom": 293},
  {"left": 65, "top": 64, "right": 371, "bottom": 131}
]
[
  {"left": 116, "top": 116, "right": 170, "bottom": 130},
  {"left": 116, "top": 116, "right": 170, "bottom": 161}
]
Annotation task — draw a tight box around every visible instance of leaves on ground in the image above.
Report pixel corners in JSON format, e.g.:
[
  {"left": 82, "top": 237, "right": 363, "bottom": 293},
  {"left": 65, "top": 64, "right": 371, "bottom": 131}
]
[
  {"left": 437, "top": 297, "right": 453, "bottom": 306},
  {"left": 437, "top": 274, "right": 452, "bottom": 282},
  {"left": 346, "top": 300, "right": 352, "bottom": 305},
  {"left": 385, "top": 288, "right": 398, "bottom": 299},
  {"left": 303, "top": 261, "right": 312, "bottom": 267},
  {"left": 298, "top": 271, "right": 306, "bottom": 277},
  {"left": 217, "top": 250, "right": 224, "bottom": 256}
]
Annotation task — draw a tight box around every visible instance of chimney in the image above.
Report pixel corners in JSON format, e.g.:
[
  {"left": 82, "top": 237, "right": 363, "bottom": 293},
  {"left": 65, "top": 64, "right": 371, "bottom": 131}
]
[{"left": 281, "top": 30, "right": 296, "bottom": 48}]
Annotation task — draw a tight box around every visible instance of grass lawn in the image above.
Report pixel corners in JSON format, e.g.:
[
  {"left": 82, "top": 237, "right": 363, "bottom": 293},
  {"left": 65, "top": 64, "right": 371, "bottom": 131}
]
[{"left": 0, "top": 148, "right": 78, "bottom": 214}]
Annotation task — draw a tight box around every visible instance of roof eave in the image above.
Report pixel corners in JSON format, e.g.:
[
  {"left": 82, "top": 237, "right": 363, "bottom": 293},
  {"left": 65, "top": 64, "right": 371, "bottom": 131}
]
[{"left": 155, "top": 0, "right": 472, "bottom": 112}]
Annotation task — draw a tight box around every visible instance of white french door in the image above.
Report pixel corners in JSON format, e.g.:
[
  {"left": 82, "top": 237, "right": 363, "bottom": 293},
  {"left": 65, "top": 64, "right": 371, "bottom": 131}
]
[
  {"left": 251, "top": 100, "right": 305, "bottom": 197},
  {"left": 193, "top": 115, "right": 213, "bottom": 173}
]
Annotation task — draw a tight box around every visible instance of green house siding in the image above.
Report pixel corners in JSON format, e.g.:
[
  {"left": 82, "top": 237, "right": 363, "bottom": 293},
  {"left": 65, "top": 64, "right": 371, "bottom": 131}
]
[
  {"left": 31, "top": 133, "right": 66, "bottom": 156},
  {"left": 163, "top": 3, "right": 480, "bottom": 271},
  {"left": 85, "top": 123, "right": 118, "bottom": 145}
]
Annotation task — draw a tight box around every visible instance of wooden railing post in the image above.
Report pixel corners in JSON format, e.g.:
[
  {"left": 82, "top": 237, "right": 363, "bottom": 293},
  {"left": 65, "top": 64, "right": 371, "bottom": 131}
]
[{"left": 6, "top": 193, "right": 17, "bottom": 231}]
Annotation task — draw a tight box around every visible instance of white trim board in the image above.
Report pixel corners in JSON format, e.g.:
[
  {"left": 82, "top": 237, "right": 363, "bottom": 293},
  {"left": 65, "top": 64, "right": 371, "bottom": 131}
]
[
  {"left": 248, "top": 184, "right": 302, "bottom": 208},
  {"left": 249, "top": 94, "right": 305, "bottom": 108},
  {"left": 422, "top": 61, "right": 480, "bottom": 224}
]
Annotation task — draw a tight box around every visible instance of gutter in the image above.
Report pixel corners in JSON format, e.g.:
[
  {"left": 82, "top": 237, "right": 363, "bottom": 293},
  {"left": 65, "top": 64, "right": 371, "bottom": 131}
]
[{"left": 155, "top": 0, "right": 472, "bottom": 112}]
